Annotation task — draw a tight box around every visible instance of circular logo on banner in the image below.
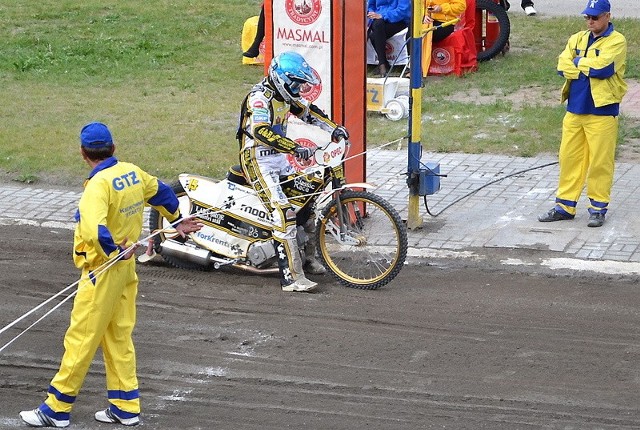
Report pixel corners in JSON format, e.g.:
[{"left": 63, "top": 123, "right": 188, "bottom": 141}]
[
  {"left": 433, "top": 48, "right": 451, "bottom": 66},
  {"left": 287, "top": 138, "right": 318, "bottom": 171},
  {"left": 285, "top": 0, "right": 322, "bottom": 26},
  {"left": 299, "top": 67, "right": 322, "bottom": 102}
]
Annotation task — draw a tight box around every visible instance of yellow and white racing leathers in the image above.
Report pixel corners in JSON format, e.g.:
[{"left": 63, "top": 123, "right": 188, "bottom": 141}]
[
  {"left": 237, "top": 78, "right": 337, "bottom": 285},
  {"left": 38, "top": 156, "right": 181, "bottom": 424},
  {"left": 554, "top": 23, "right": 627, "bottom": 218}
]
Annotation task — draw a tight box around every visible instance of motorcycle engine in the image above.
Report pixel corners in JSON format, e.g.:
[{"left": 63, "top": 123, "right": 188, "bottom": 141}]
[{"left": 247, "top": 242, "right": 276, "bottom": 267}]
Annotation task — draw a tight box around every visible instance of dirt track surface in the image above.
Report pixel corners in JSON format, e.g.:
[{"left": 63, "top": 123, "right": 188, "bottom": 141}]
[{"left": 1, "top": 224, "right": 639, "bottom": 429}]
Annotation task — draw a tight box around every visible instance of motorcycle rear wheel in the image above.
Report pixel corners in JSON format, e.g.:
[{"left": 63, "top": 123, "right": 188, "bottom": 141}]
[
  {"left": 316, "top": 191, "right": 408, "bottom": 290},
  {"left": 148, "top": 181, "right": 203, "bottom": 270}
]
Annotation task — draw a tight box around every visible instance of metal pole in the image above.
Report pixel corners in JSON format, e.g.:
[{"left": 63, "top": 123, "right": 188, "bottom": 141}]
[{"left": 407, "top": 0, "right": 423, "bottom": 230}]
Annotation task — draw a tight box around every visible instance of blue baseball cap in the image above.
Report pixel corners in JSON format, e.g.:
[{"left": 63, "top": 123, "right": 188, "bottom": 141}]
[
  {"left": 582, "top": 0, "right": 610, "bottom": 15},
  {"left": 80, "top": 122, "right": 113, "bottom": 149}
]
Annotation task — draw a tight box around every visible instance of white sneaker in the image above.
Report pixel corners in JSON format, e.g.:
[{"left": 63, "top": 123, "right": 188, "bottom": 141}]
[
  {"left": 95, "top": 408, "right": 140, "bottom": 426},
  {"left": 19, "top": 409, "right": 69, "bottom": 428},
  {"left": 524, "top": 5, "right": 537, "bottom": 16},
  {"left": 282, "top": 276, "right": 318, "bottom": 292}
]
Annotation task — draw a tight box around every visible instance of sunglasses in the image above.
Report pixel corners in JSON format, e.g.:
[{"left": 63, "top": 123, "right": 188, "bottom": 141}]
[{"left": 584, "top": 13, "right": 605, "bottom": 21}]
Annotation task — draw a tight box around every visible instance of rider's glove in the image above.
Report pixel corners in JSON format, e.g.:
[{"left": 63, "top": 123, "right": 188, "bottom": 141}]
[
  {"left": 331, "top": 125, "right": 349, "bottom": 142},
  {"left": 294, "top": 145, "right": 314, "bottom": 161}
]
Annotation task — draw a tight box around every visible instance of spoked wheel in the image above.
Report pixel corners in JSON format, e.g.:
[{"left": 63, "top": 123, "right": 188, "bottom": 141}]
[
  {"left": 148, "top": 181, "right": 201, "bottom": 270},
  {"left": 316, "top": 190, "right": 408, "bottom": 290}
]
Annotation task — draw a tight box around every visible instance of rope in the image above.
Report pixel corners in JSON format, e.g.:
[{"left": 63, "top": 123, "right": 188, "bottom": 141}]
[
  {"left": 0, "top": 288, "right": 76, "bottom": 354},
  {"left": 0, "top": 214, "right": 197, "bottom": 354}
]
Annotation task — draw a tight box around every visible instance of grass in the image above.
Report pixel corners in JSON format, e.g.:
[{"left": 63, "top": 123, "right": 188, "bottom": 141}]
[{"left": 1, "top": 0, "right": 639, "bottom": 185}]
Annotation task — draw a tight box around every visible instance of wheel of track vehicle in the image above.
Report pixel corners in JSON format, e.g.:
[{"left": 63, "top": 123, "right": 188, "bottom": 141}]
[
  {"left": 475, "top": 0, "right": 511, "bottom": 62},
  {"left": 148, "top": 181, "right": 204, "bottom": 270},
  {"left": 315, "top": 190, "right": 408, "bottom": 290},
  {"left": 384, "top": 96, "right": 409, "bottom": 121}
]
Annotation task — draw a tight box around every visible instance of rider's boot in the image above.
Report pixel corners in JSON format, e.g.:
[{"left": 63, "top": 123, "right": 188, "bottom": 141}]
[
  {"left": 302, "top": 218, "right": 326, "bottom": 275},
  {"left": 274, "top": 239, "right": 317, "bottom": 292},
  {"left": 282, "top": 275, "right": 317, "bottom": 292}
]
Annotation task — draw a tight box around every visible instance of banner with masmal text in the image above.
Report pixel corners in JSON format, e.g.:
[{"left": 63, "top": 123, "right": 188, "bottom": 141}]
[
  {"left": 265, "top": 0, "right": 366, "bottom": 183},
  {"left": 272, "top": 0, "right": 333, "bottom": 170}
]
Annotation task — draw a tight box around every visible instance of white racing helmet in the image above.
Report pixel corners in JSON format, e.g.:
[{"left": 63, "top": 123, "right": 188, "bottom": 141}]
[{"left": 268, "top": 51, "right": 319, "bottom": 103}]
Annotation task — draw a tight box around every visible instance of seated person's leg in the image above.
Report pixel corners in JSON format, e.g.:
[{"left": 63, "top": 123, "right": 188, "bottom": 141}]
[
  {"left": 369, "top": 19, "right": 409, "bottom": 76},
  {"left": 432, "top": 21, "right": 455, "bottom": 43},
  {"left": 368, "top": 19, "right": 390, "bottom": 75}
]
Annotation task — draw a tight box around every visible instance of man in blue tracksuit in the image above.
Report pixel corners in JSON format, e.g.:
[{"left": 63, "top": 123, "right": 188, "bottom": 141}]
[{"left": 539, "top": 0, "right": 627, "bottom": 228}]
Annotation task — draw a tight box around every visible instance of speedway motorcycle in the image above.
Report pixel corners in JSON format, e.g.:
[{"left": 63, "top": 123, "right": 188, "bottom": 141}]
[{"left": 148, "top": 139, "right": 408, "bottom": 290}]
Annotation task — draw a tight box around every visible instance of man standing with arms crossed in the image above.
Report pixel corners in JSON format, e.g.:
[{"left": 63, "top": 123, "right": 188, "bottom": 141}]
[
  {"left": 538, "top": 0, "right": 627, "bottom": 228},
  {"left": 19, "top": 122, "right": 202, "bottom": 427}
]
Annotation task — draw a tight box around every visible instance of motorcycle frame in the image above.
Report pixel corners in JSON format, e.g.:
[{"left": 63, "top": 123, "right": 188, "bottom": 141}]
[{"left": 175, "top": 140, "right": 375, "bottom": 263}]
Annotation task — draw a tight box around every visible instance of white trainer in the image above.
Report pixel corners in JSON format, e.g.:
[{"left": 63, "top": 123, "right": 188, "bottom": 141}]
[
  {"left": 282, "top": 276, "right": 318, "bottom": 292},
  {"left": 95, "top": 408, "right": 140, "bottom": 426},
  {"left": 524, "top": 5, "right": 537, "bottom": 16},
  {"left": 19, "top": 409, "right": 69, "bottom": 428}
]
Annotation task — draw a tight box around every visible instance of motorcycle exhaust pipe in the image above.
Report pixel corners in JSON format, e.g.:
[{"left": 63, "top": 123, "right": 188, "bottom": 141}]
[
  {"left": 160, "top": 239, "right": 280, "bottom": 274},
  {"left": 160, "top": 239, "right": 213, "bottom": 267},
  {"left": 233, "top": 263, "right": 279, "bottom": 275}
]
